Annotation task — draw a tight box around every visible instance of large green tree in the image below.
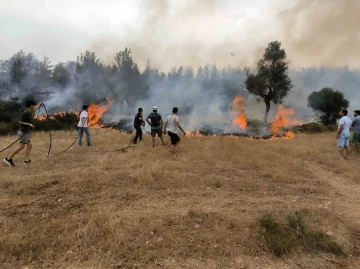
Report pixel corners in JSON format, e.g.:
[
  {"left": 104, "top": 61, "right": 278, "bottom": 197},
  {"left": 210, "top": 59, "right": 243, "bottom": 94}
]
[
  {"left": 307, "top": 87, "right": 349, "bottom": 125},
  {"left": 245, "top": 41, "right": 293, "bottom": 124}
]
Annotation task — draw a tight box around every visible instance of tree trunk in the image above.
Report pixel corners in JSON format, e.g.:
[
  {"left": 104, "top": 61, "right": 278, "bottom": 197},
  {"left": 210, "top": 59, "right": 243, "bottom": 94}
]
[{"left": 263, "top": 99, "right": 271, "bottom": 124}]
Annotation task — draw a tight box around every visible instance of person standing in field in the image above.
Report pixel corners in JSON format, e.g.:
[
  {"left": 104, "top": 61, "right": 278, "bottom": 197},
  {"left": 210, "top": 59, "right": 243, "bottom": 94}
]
[
  {"left": 163, "top": 107, "right": 186, "bottom": 154},
  {"left": 78, "top": 105, "right": 92, "bottom": 147},
  {"left": 336, "top": 109, "right": 352, "bottom": 159},
  {"left": 133, "top": 107, "right": 145, "bottom": 144},
  {"left": 146, "top": 106, "right": 166, "bottom": 147},
  {"left": 4, "top": 100, "right": 42, "bottom": 167},
  {"left": 350, "top": 110, "right": 360, "bottom": 153}
]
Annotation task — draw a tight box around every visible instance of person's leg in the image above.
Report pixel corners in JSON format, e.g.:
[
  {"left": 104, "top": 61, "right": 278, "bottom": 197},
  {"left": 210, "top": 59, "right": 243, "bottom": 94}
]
[
  {"left": 25, "top": 141, "right": 32, "bottom": 161},
  {"left": 139, "top": 128, "right": 143, "bottom": 142},
  {"left": 84, "top": 127, "right": 91, "bottom": 146},
  {"left": 8, "top": 143, "right": 25, "bottom": 160},
  {"left": 151, "top": 129, "right": 156, "bottom": 147},
  {"left": 133, "top": 126, "right": 140, "bottom": 144},
  {"left": 158, "top": 130, "right": 166, "bottom": 145},
  {"left": 78, "top": 128, "right": 84, "bottom": 146},
  {"left": 344, "top": 136, "right": 350, "bottom": 159},
  {"left": 173, "top": 134, "right": 181, "bottom": 153}
]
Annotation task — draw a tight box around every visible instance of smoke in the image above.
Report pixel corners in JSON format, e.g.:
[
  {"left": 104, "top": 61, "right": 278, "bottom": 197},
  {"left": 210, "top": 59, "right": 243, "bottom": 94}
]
[
  {"left": 90, "top": 0, "right": 272, "bottom": 71},
  {"left": 277, "top": 0, "right": 360, "bottom": 67}
]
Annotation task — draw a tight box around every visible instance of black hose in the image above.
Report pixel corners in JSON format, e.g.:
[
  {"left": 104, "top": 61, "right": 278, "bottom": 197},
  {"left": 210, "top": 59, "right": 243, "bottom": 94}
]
[
  {"left": 54, "top": 118, "right": 87, "bottom": 156},
  {"left": 0, "top": 133, "right": 26, "bottom": 153},
  {"left": 90, "top": 127, "right": 138, "bottom": 153},
  {"left": 41, "top": 103, "right": 52, "bottom": 157}
]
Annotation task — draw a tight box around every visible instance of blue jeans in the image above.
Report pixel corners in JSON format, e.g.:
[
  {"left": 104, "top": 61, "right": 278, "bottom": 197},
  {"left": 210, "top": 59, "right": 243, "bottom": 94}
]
[{"left": 78, "top": 127, "right": 91, "bottom": 146}]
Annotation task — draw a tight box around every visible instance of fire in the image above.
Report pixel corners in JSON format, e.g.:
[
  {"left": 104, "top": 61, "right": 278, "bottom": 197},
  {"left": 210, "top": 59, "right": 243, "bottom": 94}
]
[
  {"left": 195, "top": 128, "right": 202, "bottom": 137},
  {"left": 231, "top": 95, "right": 247, "bottom": 129},
  {"left": 88, "top": 98, "right": 114, "bottom": 127},
  {"left": 185, "top": 130, "right": 191, "bottom": 137},
  {"left": 270, "top": 105, "right": 295, "bottom": 134}
]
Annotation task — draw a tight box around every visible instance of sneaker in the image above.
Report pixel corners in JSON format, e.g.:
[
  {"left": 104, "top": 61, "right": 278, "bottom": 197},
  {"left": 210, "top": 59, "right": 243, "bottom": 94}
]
[
  {"left": 24, "top": 159, "right": 31, "bottom": 164},
  {"left": 4, "top": 158, "right": 15, "bottom": 167}
]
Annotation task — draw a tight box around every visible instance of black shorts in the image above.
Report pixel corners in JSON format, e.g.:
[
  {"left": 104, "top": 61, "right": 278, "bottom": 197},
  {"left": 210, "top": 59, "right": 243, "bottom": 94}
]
[
  {"left": 151, "top": 129, "right": 162, "bottom": 137},
  {"left": 168, "top": 131, "right": 180, "bottom": 145}
]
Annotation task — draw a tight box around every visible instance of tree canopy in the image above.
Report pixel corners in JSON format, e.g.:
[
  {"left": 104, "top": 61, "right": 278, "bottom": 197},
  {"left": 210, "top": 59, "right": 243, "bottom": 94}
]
[{"left": 307, "top": 87, "right": 349, "bottom": 125}]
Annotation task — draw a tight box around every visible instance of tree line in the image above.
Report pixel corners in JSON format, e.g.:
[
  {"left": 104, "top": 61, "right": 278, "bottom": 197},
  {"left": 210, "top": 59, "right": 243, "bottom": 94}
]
[{"left": 0, "top": 42, "right": 357, "bottom": 128}]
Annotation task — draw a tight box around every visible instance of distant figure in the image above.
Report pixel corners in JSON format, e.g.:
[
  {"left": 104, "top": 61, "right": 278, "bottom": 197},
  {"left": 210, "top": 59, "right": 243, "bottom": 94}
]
[
  {"left": 164, "top": 107, "right": 186, "bottom": 154},
  {"left": 336, "top": 109, "right": 352, "bottom": 159},
  {"left": 4, "top": 100, "right": 42, "bottom": 167},
  {"left": 146, "top": 106, "right": 166, "bottom": 147},
  {"left": 133, "top": 107, "right": 145, "bottom": 144},
  {"left": 77, "top": 105, "right": 92, "bottom": 147},
  {"left": 350, "top": 110, "right": 360, "bottom": 153}
]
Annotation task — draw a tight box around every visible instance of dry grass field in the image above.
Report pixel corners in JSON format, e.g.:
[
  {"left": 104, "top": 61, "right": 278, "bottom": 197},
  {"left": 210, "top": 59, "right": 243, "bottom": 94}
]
[{"left": 1, "top": 129, "right": 360, "bottom": 269}]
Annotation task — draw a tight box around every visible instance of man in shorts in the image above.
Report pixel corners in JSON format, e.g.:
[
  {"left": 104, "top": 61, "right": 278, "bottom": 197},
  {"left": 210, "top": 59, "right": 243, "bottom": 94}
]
[
  {"left": 4, "top": 100, "right": 42, "bottom": 167},
  {"left": 163, "top": 107, "right": 186, "bottom": 154},
  {"left": 350, "top": 110, "right": 360, "bottom": 153},
  {"left": 78, "top": 105, "right": 92, "bottom": 147},
  {"left": 146, "top": 106, "right": 166, "bottom": 147},
  {"left": 335, "top": 109, "right": 352, "bottom": 160},
  {"left": 133, "top": 107, "right": 145, "bottom": 144}
]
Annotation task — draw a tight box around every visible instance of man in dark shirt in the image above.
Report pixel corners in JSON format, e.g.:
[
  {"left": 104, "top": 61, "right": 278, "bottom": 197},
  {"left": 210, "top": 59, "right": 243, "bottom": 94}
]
[
  {"left": 133, "top": 107, "right": 145, "bottom": 144},
  {"left": 4, "top": 100, "right": 42, "bottom": 167},
  {"left": 146, "top": 106, "right": 166, "bottom": 147}
]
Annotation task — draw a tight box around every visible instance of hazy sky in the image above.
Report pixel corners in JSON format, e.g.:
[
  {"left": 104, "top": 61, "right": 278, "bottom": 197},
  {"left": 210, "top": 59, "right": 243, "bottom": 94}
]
[{"left": 1, "top": 0, "right": 359, "bottom": 70}]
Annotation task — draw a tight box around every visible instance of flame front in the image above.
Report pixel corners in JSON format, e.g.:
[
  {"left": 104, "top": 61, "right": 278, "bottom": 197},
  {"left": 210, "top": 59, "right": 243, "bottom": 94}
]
[
  {"left": 232, "top": 95, "right": 247, "bottom": 130},
  {"left": 88, "top": 98, "right": 114, "bottom": 127}
]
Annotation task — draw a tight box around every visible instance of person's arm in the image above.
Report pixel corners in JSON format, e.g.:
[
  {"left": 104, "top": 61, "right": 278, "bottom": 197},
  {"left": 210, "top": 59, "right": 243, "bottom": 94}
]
[
  {"left": 19, "top": 121, "right": 34, "bottom": 128},
  {"left": 163, "top": 119, "right": 167, "bottom": 134},
  {"left": 176, "top": 121, "right": 186, "bottom": 135},
  {"left": 146, "top": 115, "right": 152, "bottom": 126},
  {"left": 336, "top": 124, "right": 344, "bottom": 138},
  {"left": 34, "top": 102, "right": 43, "bottom": 111}
]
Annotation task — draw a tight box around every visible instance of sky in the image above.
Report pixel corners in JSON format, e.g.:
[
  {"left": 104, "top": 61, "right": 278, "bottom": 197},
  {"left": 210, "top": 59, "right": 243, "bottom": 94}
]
[{"left": 1, "top": 0, "right": 359, "bottom": 71}]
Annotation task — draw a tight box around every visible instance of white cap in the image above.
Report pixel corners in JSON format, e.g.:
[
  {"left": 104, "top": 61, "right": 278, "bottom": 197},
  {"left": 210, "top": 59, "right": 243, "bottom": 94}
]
[{"left": 152, "top": 106, "right": 157, "bottom": 110}]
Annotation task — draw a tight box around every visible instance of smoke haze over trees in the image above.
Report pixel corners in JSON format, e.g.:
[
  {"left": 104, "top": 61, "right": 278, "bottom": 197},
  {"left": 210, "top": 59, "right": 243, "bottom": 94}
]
[{"left": 0, "top": 47, "right": 359, "bottom": 130}]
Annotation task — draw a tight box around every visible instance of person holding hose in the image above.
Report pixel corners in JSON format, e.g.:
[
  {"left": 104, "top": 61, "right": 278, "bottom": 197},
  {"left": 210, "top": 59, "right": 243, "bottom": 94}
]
[{"left": 4, "top": 100, "right": 42, "bottom": 167}]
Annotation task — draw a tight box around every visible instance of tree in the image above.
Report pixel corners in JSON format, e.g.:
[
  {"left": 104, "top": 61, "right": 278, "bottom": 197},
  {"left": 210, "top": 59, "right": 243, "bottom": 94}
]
[
  {"left": 52, "top": 62, "right": 71, "bottom": 88},
  {"left": 11, "top": 58, "right": 26, "bottom": 87},
  {"left": 307, "top": 87, "right": 349, "bottom": 125},
  {"left": 245, "top": 41, "right": 293, "bottom": 124}
]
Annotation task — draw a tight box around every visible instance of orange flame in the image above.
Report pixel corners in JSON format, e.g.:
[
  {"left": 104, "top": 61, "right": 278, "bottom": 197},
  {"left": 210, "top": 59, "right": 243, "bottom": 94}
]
[
  {"left": 195, "top": 128, "right": 202, "bottom": 137},
  {"left": 269, "top": 105, "right": 296, "bottom": 139},
  {"left": 88, "top": 98, "right": 114, "bottom": 127},
  {"left": 232, "top": 95, "right": 247, "bottom": 129}
]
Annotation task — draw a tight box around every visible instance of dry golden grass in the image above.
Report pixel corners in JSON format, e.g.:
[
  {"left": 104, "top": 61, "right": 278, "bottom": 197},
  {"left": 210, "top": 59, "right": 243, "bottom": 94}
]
[{"left": 1, "top": 129, "right": 360, "bottom": 269}]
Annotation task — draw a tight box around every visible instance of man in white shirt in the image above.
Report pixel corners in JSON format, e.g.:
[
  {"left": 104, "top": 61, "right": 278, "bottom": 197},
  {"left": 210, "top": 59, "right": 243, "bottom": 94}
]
[
  {"left": 336, "top": 109, "right": 352, "bottom": 159},
  {"left": 77, "top": 105, "right": 92, "bottom": 147},
  {"left": 163, "top": 107, "right": 186, "bottom": 154}
]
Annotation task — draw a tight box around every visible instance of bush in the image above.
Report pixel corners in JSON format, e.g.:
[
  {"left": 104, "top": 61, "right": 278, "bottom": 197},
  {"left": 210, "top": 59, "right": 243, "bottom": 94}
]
[
  {"left": 292, "top": 123, "right": 336, "bottom": 133},
  {"left": 259, "top": 211, "right": 346, "bottom": 257}
]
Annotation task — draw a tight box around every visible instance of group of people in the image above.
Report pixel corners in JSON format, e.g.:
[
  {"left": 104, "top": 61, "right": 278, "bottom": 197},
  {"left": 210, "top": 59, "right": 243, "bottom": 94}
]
[
  {"left": 3, "top": 100, "right": 360, "bottom": 167},
  {"left": 132, "top": 105, "right": 186, "bottom": 154},
  {"left": 3, "top": 102, "right": 187, "bottom": 167},
  {"left": 336, "top": 109, "right": 360, "bottom": 159}
]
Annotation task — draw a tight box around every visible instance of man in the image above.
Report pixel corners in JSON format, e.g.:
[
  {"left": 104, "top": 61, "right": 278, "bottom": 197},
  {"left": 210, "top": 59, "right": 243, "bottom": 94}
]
[
  {"left": 133, "top": 107, "right": 145, "bottom": 144},
  {"left": 350, "top": 110, "right": 360, "bottom": 153},
  {"left": 164, "top": 107, "right": 186, "bottom": 154},
  {"left": 4, "top": 100, "right": 42, "bottom": 167},
  {"left": 146, "top": 106, "right": 166, "bottom": 147},
  {"left": 336, "top": 109, "right": 352, "bottom": 160},
  {"left": 78, "top": 105, "right": 92, "bottom": 147}
]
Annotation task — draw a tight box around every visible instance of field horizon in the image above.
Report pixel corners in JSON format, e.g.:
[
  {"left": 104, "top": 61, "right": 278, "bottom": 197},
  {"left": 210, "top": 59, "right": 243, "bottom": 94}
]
[{"left": 1, "top": 129, "right": 359, "bottom": 269}]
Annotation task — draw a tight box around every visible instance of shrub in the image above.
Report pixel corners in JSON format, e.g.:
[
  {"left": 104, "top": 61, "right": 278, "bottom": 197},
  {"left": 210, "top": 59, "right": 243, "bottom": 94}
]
[{"left": 259, "top": 211, "right": 346, "bottom": 257}]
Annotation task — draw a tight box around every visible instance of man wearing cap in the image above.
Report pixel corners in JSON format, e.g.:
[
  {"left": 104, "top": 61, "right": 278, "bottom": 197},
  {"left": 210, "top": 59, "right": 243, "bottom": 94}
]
[
  {"left": 146, "top": 106, "right": 166, "bottom": 147},
  {"left": 350, "top": 110, "right": 360, "bottom": 153},
  {"left": 133, "top": 108, "right": 145, "bottom": 144}
]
